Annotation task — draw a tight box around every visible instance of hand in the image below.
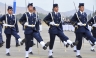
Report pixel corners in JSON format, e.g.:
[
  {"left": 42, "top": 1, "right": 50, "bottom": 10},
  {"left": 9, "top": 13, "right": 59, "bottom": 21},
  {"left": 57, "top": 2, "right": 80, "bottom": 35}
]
[
  {"left": 3, "top": 24, "right": 8, "bottom": 26},
  {"left": 92, "top": 24, "right": 96, "bottom": 27},
  {"left": 31, "top": 25, "right": 35, "bottom": 27},
  {"left": 50, "top": 22, "right": 55, "bottom": 25},
  {"left": 24, "top": 22, "right": 28, "bottom": 26},
  {"left": 77, "top": 22, "right": 83, "bottom": 26},
  {"left": 54, "top": 24, "right": 59, "bottom": 26},
  {"left": 77, "top": 22, "right": 86, "bottom": 26}
]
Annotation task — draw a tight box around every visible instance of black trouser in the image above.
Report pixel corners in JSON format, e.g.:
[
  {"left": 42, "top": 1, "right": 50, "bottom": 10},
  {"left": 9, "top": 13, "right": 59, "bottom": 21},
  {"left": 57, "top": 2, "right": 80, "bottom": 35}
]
[
  {"left": 25, "top": 32, "right": 43, "bottom": 51},
  {"left": 5, "top": 31, "right": 20, "bottom": 48},
  {"left": 29, "top": 37, "right": 33, "bottom": 47},
  {"left": 92, "top": 32, "right": 96, "bottom": 38},
  {"left": 6, "top": 34, "right": 11, "bottom": 48},
  {"left": 15, "top": 38, "right": 19, "bottom": 44},
  {"left": 75, "top": 34, "right": 88, "bottom": 43},
  {"left": 76, "top": 31, "right": 96, "bottom": 50},
  {"left": 49, "top": 31, "right": 68, "bottom": 50}
]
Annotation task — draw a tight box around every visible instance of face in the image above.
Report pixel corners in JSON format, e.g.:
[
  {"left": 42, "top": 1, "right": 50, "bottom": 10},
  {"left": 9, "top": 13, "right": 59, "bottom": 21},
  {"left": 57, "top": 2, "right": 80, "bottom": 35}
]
[
  {"left": 54, "top": 7, "right": 59, "bottom": 12},
  {"left": 79, "top": 6, "right": 84, "bottom": 12},
  {"left": 7, "top": 9, "right": 13, "bottom": 14},
  {"left": 28, "top": 6, "right": 33, "bottom": 12}
]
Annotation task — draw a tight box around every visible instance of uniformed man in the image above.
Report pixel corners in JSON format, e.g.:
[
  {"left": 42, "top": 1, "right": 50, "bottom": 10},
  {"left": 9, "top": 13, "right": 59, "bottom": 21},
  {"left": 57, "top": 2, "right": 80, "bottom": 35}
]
[
  {"left": 87, "top": 15, "right": 96, "bottom": 52},
  {"left": 71, "top": 3, "right": 96, "bottom": 58},
  {"left": 0, "top": 15, "right": 5, "bottom": 47},
  {"left": 28, "top": 7, "right": 38, "bottom": 54},
  {"left": 43, "top": 4, "right": 77, "bottom": 58},
  {"left": 28, "top": 7, "right": 37, "bottom": 54},
  {"left": 0, "top": 19, "right": 3, "bottom": 47},
  {"left": 19, "top": 3, "right": 49, "bottom": 58},
  {"left": 33, "top": 7, "right": 42, "bottom": 32},
  {"left": 0, "top": 6, "right": 22, "bottom": 56},
  {"left": 20, "top": 7, "right": 39, "bottom": 55}
]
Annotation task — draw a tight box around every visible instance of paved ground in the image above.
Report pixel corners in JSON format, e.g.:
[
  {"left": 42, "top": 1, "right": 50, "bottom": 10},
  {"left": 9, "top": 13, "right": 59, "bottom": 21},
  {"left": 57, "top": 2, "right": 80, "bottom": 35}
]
[{"left": 0, "top": 24, "right": 96, "bottom": 58}]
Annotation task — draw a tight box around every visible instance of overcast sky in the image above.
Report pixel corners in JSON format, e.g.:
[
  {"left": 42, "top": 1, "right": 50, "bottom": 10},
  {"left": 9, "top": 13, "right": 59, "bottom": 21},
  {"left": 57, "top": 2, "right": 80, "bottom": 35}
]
[{"left": 0, "top": 0, "right": 96, "bottom": 12}]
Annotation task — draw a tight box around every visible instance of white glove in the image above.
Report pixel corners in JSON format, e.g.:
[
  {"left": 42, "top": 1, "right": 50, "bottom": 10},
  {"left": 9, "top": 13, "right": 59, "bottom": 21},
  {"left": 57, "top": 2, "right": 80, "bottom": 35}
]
[
  {"left": 50, "top": 22, "right": 55, "bottom": 25},
  {"left": 17, "top": 33, "right": 19, "bottom": 35},
  {"left": 3, "top": 24, "right": 8, "bottom": 26},
  {"left": 24, "top": 22, "right": 28, "bottom": 26},
  {"left": 77, "top": 22, "right": 83, "bottom": 26},
  {"left": 77, "top": 22, "right": 86, "bottom": 26},
  {"left": 27, "top": 25, "right": 35, "bottom": 27},
  {"left": 31, "top": 25, "right": 35, "bottom": 27},
  {"left": 54, "top": 24, "right": 59, "bottom": 26},
  {"left": 92, "top": 24, "right": 96, "bottom": 27},
  {"left": 7, "top": 25, "right": 14, "bottom": 27}
]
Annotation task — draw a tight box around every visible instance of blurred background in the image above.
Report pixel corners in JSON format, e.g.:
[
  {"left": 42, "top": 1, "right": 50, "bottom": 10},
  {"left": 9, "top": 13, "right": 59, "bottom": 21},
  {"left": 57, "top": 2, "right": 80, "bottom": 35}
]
[{"left": 0, "top": 0, "right": 96, "bottom": 22}]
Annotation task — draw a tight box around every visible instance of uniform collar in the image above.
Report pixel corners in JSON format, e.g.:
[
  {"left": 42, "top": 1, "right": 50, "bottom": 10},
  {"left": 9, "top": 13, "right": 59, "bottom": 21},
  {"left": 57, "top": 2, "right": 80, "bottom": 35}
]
[
  {"left": 28, "top": 12, "right": 33, "bottom": 16},
  {"left": 80, "top": 11, "right": 84, "bottom": 14},
  {"left": 8, "top": 14, "right": 12, "bottom": 17},
  {"left": 54, "top": 11, "right": 58, "bottom": 14}
]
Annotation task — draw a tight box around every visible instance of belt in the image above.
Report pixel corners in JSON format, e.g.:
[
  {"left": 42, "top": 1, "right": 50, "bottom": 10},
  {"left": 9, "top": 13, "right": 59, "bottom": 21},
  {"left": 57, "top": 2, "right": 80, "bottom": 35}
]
[
  {"left": 50, "top": 24, "right": 59, "bottom": 27},
  {"left": 82, "top": 24, "right": 86, "bottom": 26},
  {"left": 5, "top": 25, "right": 14, "bottom": 27},
  {"left": 24, "top": 25, "right": 35, "bottom": 29}
]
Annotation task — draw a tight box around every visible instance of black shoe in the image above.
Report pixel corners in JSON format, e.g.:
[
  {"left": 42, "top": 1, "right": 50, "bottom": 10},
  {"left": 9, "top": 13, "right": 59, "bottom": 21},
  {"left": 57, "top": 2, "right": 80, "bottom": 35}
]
[
  {"left": 0, "top": 43, "right": 3, "bottom": 47},
  {"left": 66, "top": 43, "right": 70, "bottom": 48},
  {"left": 91, "top": 49, "right": 95, "bottom": 52},
  {"left": 70, "top": 44, "right": 74, "bottom": 48},
  {"left": 26, "top": 57, "right": 29, "bottom": 58},
  {"left": 74, "top": 50, "right": 77, "bottom": 52},
  {"left": 20, "top": 39, "right": 25, "bottom": 45},
  {"left": 73, "top": 41, "right": 78, "bottom": 45},
  {"left": 76, "top": 55, "right": 82, "bottom": 58},
  {"left": 49, "top": 56, "right": 53, "bottom": 58},
  {"left": 71, "top": 41, "right": 78, "bottom": 48},
  {"left": 2, "top": 41, "right": 5, "bottom": 44},
  {"left": 29, "top": 52, "right": 33, "bottom": 55},
  {"left": 6, "top": 53, "right": 11, "bottom": 56},
  {"left": 91, "top": 44, "right": 95, "bottom": 46},
  {"left": 20, "top": 42, "right": 24, "bottom": 45},
  {"left": 16, "top": 43, "right": 20, "bottom": 47},
  {"left": 43, "top": 42, "right": 50, "bottom": 50}
]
